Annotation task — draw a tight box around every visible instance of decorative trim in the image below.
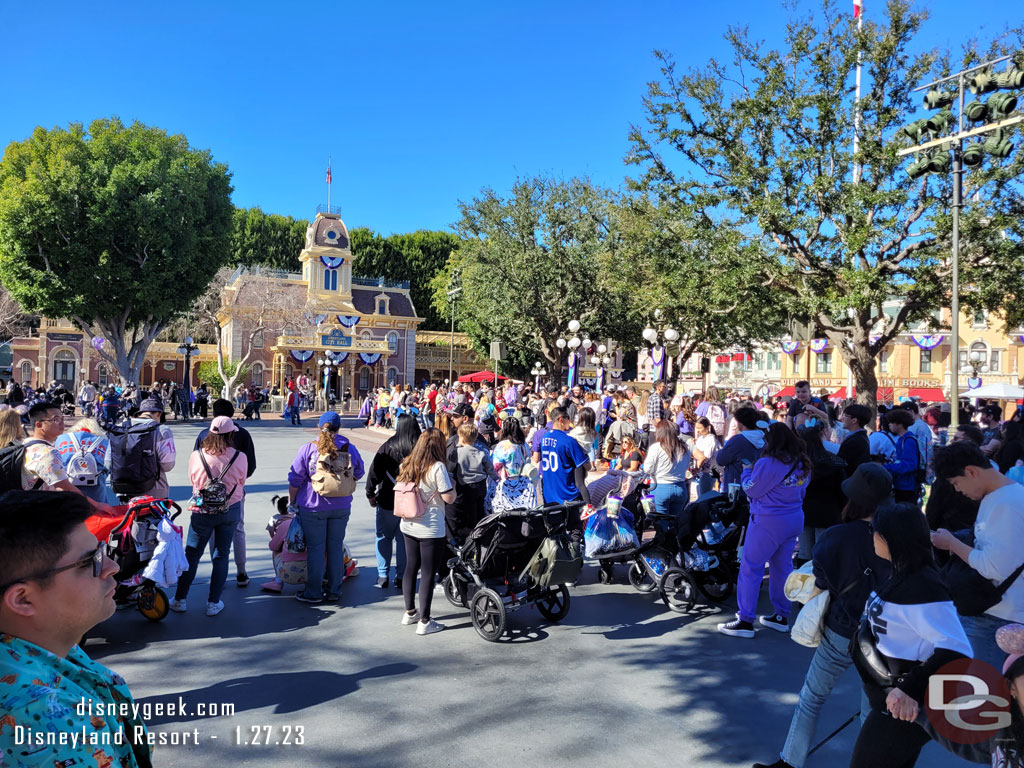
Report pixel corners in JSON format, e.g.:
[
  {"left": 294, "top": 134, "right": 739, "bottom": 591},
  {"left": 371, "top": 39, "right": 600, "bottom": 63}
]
[
  {"left": 290, "top": 350, "right": 315, "bottom": 363},
  {"left": 320, "top": 254, "right": 345, "bottom": 269},
  {"left": 651, "top": 346, "right": 666, "bottom": 380},
  {"left": 327, "top": 351, "right": 349, "bottom": 364},
  {"left": 336, "top": 315, "right": 360, "bottom": 328},
  {"left": 911, "top": 333, "right": 944, "bottom": 350},
  {"left": 810, "top": 339, "right": 828, "bottom": 353},
  {"left": 567, "top": 352, "right": 578, "bottom": 389},
  {"left": 359, "top": 353, "right": 382, "bottom": 365},
  {"left": 781, "top": 341, "right": 800, "bottom": 354}
]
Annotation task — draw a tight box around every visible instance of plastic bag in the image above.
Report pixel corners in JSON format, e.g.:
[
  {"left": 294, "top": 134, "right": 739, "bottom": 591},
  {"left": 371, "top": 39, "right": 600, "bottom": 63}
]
[
  {"left": 285, "top": 515, "right": 306, "bottom": 554},
  {"left": 1008, "top": 461, "right": 1024, "bottom": 486},
  {"left": 584, "top": 508, "right": 638, "bottom": 557},
  {"left": 611, "top": 515, "right": 639, "bottom": 552}
]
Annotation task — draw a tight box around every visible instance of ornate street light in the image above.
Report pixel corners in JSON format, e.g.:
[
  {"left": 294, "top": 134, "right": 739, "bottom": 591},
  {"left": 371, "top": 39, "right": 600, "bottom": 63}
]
[{"left": 176, "top": 335, "right": 199, "bottom": 421}]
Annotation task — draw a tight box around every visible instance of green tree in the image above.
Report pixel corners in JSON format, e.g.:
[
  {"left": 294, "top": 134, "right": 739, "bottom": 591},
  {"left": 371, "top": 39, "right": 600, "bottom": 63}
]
[
  {"left": 628, "top": 0, "right": 1024, "bottom": 408},
  {"left": 432, "top": 176, "right": 618, "bottom": 380},
  {"left": 197, "top": 359, "right": 249, "bottom": 397},
  {"left": 0, "top": 118, "right": 233, "bottom": 386},
  {"left": 230, "top": 206, "right": 308, "bottom": 271}
]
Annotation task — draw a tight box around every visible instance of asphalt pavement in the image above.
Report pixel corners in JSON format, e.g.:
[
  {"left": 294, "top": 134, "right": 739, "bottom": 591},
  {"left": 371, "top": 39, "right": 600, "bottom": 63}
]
[{"left": 82, "top": 415, "right": 963, "bottom": 768}]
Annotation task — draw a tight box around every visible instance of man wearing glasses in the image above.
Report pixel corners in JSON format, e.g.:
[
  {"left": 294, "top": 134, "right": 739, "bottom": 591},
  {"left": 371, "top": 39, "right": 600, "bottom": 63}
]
[
  {"left": 21, "top": 402, "right": 109, "bottom": 511},
  {"left": 0, "top": 492, "right": 153, "bottom": 766}
]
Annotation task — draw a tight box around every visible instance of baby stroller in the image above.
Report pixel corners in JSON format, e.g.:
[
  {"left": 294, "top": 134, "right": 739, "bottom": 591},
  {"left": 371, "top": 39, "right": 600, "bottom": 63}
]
[
  {"left": 242, "top": 401, "right": 258, "bottom": 420},
  {"left": 445, "top": 502, "right": 583, "bottom": 641},
  {"left": 57, "top": 391, "right": 76, "bottom": 417},
  {"left": 86, "top": 497, "right": 183, "bottom": 622}
]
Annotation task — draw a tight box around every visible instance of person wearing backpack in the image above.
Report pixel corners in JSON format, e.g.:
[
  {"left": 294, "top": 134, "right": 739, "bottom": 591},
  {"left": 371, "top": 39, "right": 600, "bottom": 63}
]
[
  {"left": 880, "top": 409, "right": 922, "bottom": 505},
  {"left": 170, "top": 416, "right": 249, "bottom": 617},
  {"left": 107, "top": 398, "right": 175, "bottom": 501},
  {"left": 286, "top": 411, "right": 365, "bottom": 604},
  {"left": 54, "top": 417, "right": 117, "bottom": 505}
]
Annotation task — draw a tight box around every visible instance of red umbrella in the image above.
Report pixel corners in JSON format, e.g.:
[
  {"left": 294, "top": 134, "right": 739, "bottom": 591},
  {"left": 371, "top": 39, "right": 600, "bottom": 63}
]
[{"left": 457, "top": 370, "right": 509, "bottom": 383}]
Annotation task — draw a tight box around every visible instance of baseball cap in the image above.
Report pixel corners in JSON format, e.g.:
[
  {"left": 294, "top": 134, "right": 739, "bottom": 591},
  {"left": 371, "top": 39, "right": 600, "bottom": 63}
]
[
  {"left": 209, "top": 415, "right": 238, "bottom": 434},
  {"left": 452, "top": 403, "right": 475, "bottom": 418},
  {"left": 319, "top": 411, "right": 342, "bottom": 429},
  {"left": 139, "top": 398, "right": 163, "bottom": 414},
  {"left": 840, "top": 463, "right": 893, "bottom": 508}
]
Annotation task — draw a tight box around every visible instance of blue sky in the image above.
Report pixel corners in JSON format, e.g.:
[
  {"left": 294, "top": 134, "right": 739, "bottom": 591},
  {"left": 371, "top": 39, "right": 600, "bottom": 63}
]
[{"left": 1, "top": 0, "right": 1017, "bottom": 235}]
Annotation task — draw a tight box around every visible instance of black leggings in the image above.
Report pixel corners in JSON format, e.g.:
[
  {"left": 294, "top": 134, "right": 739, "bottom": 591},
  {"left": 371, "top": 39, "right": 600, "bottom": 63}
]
[
  {"left": 849, "top": 704, "right": 930, "bottom": 768},
  {"left": 403, "top": 535, "right": 446, "bottom": 621}
]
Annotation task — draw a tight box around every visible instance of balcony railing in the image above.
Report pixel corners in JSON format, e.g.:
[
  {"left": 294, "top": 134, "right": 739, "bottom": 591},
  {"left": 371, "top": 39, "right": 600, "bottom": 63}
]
[{"left": 352, "top": 276, "right": 410, "bottom": 290}]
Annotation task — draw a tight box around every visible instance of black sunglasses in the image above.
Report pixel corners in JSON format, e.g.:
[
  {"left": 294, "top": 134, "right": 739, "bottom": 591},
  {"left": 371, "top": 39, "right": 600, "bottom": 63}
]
[{"left": 0, "top": 542, "right": 106, "bottom": 594}]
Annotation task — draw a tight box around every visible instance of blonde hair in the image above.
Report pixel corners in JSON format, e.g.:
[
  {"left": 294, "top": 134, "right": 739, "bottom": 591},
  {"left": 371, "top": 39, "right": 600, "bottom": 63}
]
[
  {"left": 0, "top": 409, "right": 24, "bottom": 447},
  {"left": 458, "top": 423, "right": 479, "bottom": 444},
  {"left": 74, "top": 417, "right": 104, "bottom": 435}
]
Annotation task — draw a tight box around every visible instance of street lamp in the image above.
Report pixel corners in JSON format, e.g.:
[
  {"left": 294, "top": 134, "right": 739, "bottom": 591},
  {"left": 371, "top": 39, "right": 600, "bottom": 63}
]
[
  {"left": 961, "top": 349, "right": 990, "bottom": 391},
  {"left": 176, "top": 335, "right": 199, "bottom": 421},
  {"left": 531, "top": 361, "right": 546, "bottom": 391},
  {"left": 643, "top": 317, "right": 679, "bottom": 383}
]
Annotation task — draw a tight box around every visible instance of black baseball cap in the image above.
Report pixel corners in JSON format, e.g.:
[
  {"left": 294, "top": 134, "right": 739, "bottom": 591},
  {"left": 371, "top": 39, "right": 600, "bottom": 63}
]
[{"left": 452, "top": 403, "right": 475, "bottom": 418}]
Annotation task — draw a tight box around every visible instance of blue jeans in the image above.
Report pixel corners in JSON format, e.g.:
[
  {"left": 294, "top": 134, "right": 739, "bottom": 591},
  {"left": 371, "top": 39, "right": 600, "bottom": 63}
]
[
  {"left": 175, "top": 501, "right": 241, "bottom": 604},
  {"left": 375, "top": 506, "right": 406, "bottom": 578},
  {"left": 652, "top": 481, "right": 688, "bottom": 516},
  {"left": 780, "top": 626, "right": 871, "bottom": 768},
  {"left": 423, "top": 411, "right": 435, "bottom": 429},
  {"left": 960, "top": 611, "right": 1009, "bottom": 672},
  {"left": 298, "top": 506, "right": 351, "bottom": 598}
]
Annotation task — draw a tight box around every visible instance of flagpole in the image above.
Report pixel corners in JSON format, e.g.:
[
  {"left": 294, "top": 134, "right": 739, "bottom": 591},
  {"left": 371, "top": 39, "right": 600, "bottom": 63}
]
[
  {"left": 327, "top": 155, "right": 332, "bottom": 211},
  {"left": 853, "top": 3, "right": 863, "bottom": 184}
]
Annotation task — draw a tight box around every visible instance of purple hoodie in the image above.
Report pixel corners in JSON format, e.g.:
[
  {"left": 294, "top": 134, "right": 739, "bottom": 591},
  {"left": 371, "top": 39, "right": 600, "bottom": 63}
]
[
  {"left": 741, "top": 456, "right": 809, "bottom": 517},
  {"left": 288, "top": 434, "right": 366, "bottom": 511}
]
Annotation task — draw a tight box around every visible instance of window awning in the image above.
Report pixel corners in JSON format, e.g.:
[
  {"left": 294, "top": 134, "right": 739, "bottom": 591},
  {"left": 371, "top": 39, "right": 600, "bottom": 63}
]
[
  {"left": 908, "top": 387, "right": 946, "bottom": 401},
  {"left": 715, "top": 355, "right": 731, "bottom": 363},
  {"left": 731, "top": 353, "right": 750, "bottom": 362},
  {"left": 776, "top": 386, "right": 796, "bottom": 397},
  {"left": 829, "top": 387, "right": 852, "bottom": 400}
]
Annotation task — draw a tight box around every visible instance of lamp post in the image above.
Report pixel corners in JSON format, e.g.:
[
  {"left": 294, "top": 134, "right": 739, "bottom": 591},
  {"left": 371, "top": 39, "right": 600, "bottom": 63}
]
[
  {"left": 176, "top": 336, "right": 199, "bottom": 421},
  {"left": 960, "top": 349, "right": 990, "bottom": 392},
  {"left": 590, "top": 346, "right": 613, "bottom": 391},
  {"left": 642, "top": 314, "right": 679, "bottom": 384},
  {"left": 531, "top": 361, "right": 546, "bottom": 391}
]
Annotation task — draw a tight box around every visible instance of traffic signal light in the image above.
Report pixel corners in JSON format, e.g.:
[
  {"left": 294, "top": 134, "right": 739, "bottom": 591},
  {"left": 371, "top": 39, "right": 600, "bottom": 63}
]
[
  {"left": 925, "top": 109, "right": 954, "bottom": 133},
  {"left": 923, "top": 90, "right": 954, "bottom": 109},
  {"left": 996, "top": 67, "right": 1024, "bottom": 90},
  {"left": 962, "top": 142, "right": 985, "bottom": 167},
  {"left": 928, "top": 150, "right": 952, "bottom": 173},
  {"left": 984, "top": 129, "right": 1013, "bottom": 159},
  {"left": 987, "top": 92, "right": 1018, "bottom": 119},
  {"left": 969, "top": 70, "right": 997, "bottom": 95}
]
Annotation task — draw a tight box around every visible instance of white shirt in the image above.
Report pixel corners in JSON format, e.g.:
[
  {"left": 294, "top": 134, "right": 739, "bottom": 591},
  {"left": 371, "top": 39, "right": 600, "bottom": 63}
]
[
  {"left": 867, "top": 593, "right": 973, "bottom": 662},
  {"left": 869, "top": 430, "right": 898, "bottom": 461},
  {"left": 970, "top": 481, "right": 1024, "bottom": 622},
  {"left": 642, "top": 442, "right": 690, "bottom": 485},
  {"left": 400, "top": 462, "right": 453, "bottom": 539}
]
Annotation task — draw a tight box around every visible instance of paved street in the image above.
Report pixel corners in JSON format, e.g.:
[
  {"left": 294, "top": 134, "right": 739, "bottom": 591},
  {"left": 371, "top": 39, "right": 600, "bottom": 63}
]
[{"left": 83, "top": 417, "right": 960, "bottom": 768}]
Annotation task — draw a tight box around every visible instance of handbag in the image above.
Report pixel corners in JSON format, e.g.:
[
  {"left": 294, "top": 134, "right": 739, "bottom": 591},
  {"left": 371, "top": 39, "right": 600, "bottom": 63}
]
[
  {"left": 850, "top": 613, "right": 896, "bottom": 689},
  {"left": 393, "top": 481, "right": 427, "bottom": 519},
  {"left": 941, "top": 530, "right": 1024, "bottom": 616}
]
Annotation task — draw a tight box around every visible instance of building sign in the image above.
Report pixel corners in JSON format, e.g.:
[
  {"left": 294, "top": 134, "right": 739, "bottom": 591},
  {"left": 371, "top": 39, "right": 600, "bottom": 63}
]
[
  {"left": 49, "top": 333, "right": 82, "bottom": 342},
  {"left": 321, "top": 329, "right": 352, "bottom": 348}
]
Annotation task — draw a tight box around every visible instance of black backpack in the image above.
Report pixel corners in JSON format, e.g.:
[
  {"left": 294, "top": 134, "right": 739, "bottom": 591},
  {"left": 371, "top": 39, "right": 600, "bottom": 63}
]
[
  {"left": 109, "top": 419, "right": 161, "bottom": 496},
  {"left": 192, "top": 450, "right": 240, "bottom": 514},
  {"left": 0, "top": 439, "right": 49, "bottom": 492}
]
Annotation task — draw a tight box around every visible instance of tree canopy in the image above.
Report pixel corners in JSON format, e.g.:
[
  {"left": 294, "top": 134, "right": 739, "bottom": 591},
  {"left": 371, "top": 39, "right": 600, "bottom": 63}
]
[
  {"left": 0, "top": 117, "right": 233, "bottom": 386},
  {"left": 627, "top": 0, "right": 1024, "bottom": 407},
  {"left": 229, "top": 206, "right": 307, "bottom": 271}
]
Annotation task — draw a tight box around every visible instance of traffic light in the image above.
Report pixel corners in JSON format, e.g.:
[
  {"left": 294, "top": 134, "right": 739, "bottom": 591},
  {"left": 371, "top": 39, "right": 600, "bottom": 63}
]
[
  {"left": 962, "top": 142, "right": 985, "bottom": 167},
  {"left": 987, "top": 92, "right": 1018, "bottom": 119},
  {"left": 969, "top": 70, "right": 997, "bottom": 95},
  {"left": 928, "top": 149, "right": 952, "bottom": 173},
  {"left": 984, "top": 128, "right": 1013, "bottom": 159},
  {"left": 925, "top": 109, "right": 954, "bottom": 133},
  {"left": 964, "top": 100, "right": 988, "bottom": 122},
  {"left": 996, "top": 67, "right": 1024, "bottom": 90},
  {"left": 906, "top": 155, "right": 931, "bottom": 179},
  {"left": 923, "top": 90, "right": 954, "bottom": 109}
]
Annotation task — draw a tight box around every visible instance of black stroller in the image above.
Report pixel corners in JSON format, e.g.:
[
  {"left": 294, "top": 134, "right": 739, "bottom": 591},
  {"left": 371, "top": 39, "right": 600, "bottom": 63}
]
[{"left": 444, "top": 502, "right": 583, "bottom": 641}]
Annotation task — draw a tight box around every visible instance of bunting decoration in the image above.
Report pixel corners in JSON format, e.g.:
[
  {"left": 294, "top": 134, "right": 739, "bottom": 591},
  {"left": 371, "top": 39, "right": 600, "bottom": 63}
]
[
  {"left": 1018, "top": 335, "right": 1024, "bottom": 345},
  {"left": 336, "top": 315, "right": 360, "bottom": 328},
  {"left": 305, "top": 312, "right": 328, "bottom": 327},
  {"left": 651, "top": 346, "right": 666, "bottom": 380},
  {"left": 810, "top": 339, "right": 829, "bottom": 353},
  {"left": 359, "top": 353, "right": 382, "bottom": 365},
  {"left": 911, "top": 333, "right": 944, "bottom": 350},
  {"left": 91, "top": 337, "right": 106, "bottom": 351},
  {"left": 290, "top": 350, "right": 315, "bottom": 363},
  {"left": 327, "top": 351, "right": 349, "bottom": 364},
  {"left": 567, "top": 353, "right": 578, "bottom": 389},
  {"left": 781, "top": 341, "right": 800, "bottom": 354},
  {"left": 320, "top": 254, "right": 345, "bottom": 269},
  {"left": 597, "top": 366, "right": 605, "bottom": 392},
  {"left": 611, "top": 370, "right": 622, "bottom": 379}
]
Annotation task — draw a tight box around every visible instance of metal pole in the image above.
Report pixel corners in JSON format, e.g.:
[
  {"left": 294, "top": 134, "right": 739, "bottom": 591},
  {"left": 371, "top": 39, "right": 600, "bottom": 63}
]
[
  {"left": 853, "top": 11, "right": 863, "bottom": 184},
  {"left": 448, "top": 302, "right": 455, "bottom": 384}
]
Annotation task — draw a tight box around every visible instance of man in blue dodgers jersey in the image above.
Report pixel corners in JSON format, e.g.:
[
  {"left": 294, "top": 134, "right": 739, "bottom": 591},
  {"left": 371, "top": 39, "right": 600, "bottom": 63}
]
[{"left": 539, "top": 407, "right": 592, "bottom": 538}]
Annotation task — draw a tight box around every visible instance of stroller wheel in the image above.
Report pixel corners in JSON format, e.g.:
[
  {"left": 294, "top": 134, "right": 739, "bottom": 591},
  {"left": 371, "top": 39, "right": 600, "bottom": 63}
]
[
  {"left": 470, "top": 587, "right": 506, "bottom": 642},
  {"left": 659, "top": 567, "right": 697, "bottom": 614},
  {"left": 443, "top": 572, "right": 465, "bottom": 608},
  {"left": 628, "top": 562, "right": 657, "bottom": 593},
  {"left": 535, "top": 585, "right": 571, "bottom": 623},
  {"left": 597, "top": 566, "right": 614, "bottom": 584},
  {"left": 138, "top": 587, "right": 169, "bottom": 622},
  {"left": 696, "top": 565, "right": 735, "bottom": 603}
]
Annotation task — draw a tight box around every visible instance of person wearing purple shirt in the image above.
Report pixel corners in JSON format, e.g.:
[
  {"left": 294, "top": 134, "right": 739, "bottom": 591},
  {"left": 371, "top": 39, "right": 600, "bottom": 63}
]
[
  {"left": 719, "top": 422, "right": 810, "bottom": 639},
  {"left": 287, "top": 411, "right": 365, "bottom": 604}
]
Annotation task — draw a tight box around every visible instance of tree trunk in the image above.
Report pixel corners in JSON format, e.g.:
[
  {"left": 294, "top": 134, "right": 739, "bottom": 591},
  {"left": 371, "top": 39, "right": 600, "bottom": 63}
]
[{"left": 839, "top": 336, "right": 880, "bottom": 424}]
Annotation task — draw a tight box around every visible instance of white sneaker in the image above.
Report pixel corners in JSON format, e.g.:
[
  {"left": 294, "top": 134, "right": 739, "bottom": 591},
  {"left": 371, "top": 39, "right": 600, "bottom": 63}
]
[
  {"left": 416, "top": 618, "right": 445, "bottom": 635},
  {"left": 205, "top": 601, "right": 225, "bottom": 616},
  {"left": 169, "top": 599, "right": 187, "bottom": 613},
  {"left": 401, "top": 611, "right": 420, "bottom": 625}
]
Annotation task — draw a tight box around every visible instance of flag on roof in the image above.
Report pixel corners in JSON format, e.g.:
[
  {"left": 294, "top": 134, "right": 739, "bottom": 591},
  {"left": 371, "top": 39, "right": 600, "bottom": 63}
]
[
  {"left": 326, "top": 159, "right": 332, "bottom": 184},
  {"left": 853, "top": 0, "right": 863, "bottom": 17}
]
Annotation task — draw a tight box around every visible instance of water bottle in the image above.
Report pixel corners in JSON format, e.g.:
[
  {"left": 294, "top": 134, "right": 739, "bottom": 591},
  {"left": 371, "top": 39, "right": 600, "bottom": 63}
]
[
  {"left": 606, "top": 494, "right": 622, "bottom": 519},
  {"left": 643, "top": 554, "right": 666, "bottom": 577},
  {"left": 641, "top": 494, "right": 656, "bottom": 517}
]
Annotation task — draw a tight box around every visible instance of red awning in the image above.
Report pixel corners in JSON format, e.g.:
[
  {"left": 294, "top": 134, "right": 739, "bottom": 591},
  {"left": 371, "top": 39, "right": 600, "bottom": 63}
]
[
  {"left": 776, "top": 386, "right": 796, "bottom": 397},
  {"left": 731, "top": 352, "right": 750, "bottom": 362},
  {"left": 829, "top": 387, "right": 852, "bottom": 400},
  {"left": 456, "top": 370, "right": 508, "bottom": 383},
  {"left": 877, "top": 387, "right": 895, "bottom": 403},
  {"left": 908, "top": 387, "right": 946, "bottom": 402},
  {"left": 715, "top": 355, "right": 730, "bottom": 363}
]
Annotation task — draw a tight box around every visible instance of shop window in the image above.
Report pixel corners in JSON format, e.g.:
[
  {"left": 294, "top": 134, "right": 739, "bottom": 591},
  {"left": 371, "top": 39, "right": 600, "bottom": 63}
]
[
  {"left": 20, "top": 360, "right": 32, "bottom": 382},
  {"left": 359, "top": 367, "right": 370, "bottom": 389},
  {"left": 990, "top": 350, "right": 1001, "bottom": 372},
  {"left": 920, "top": 349, "right": 931, "bottom": 374},
  {"left": 252, "top": 363, "right": 264, "bottom": 387},
  {"left": 879, "top": 349, "right": 888, "bottom": 373},
  {"left": 815, "top": 352, "right": 832, "bottom": 374},
  {"left": 387, "top": 332, "right": 399, "bottom": 354},
  {"left": 767, "top": 352, "right": 781, "bottom": 371},
  {"left": 253, "top": 331, "right": 264, "bottom": 349}
]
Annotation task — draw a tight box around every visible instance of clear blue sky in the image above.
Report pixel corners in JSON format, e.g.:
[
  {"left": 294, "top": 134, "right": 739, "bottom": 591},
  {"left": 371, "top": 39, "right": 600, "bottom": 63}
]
[{"left": 1, "top": 0, "right": 1016, "bottom": 235}]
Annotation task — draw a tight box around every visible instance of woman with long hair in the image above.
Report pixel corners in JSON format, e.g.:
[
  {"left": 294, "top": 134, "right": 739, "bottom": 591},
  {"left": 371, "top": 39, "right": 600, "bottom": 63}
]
[
  {"left": 365, "top": 414, "right": 422, "bottom": 589},
  {"left": 719, "top": 422, "right": 811, "bottom": 639},
  {"left": 286, "top": 411, "right": 365, "bottom": 604},
  {"left": 172, "top": 417, "right": 250, "bottom": 617},
  {"left": 691, "top": 417, "right": 721, "bottom": 495},
  {"left": 795, "top": 423, "right": 848, "bottom": 565},
  {"left": 618, "top": 434, "right": 643, "bottom": 472},
  {"left": 397, "top": 428, "right": 456, "bottom": 635},
  {"left": 491, "top": 417, "right": 537, "bottom": 513},
  {"left": 848, "top": 503, "right": 972, "bottom": 768},
  {"left": 642, "top": 421, "right": 691, "bottom": 516},
  {"left": 996, "top": 420, "right": 1024, "bottom": 476},
  {"left": 570, "top": 407, "right": 598, "bottom": 461},
  {"left": 0, "top": 407, "right": 24, "bottom": 447}
]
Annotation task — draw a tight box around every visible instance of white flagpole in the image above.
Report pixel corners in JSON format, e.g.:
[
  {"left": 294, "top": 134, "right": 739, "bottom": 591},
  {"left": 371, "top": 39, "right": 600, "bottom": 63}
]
[
  {"left": 327, "top": 155, "right": 332, "bottom": 211},
  {"left": 853, "top": 5, "right": 863, "bottom": 184}
]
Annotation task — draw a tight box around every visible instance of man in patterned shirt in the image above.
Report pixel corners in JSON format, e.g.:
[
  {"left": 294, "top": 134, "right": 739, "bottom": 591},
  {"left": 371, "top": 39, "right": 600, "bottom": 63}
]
[
  {"left": 22, "top": 403, "right": 108, "bottom": 511},
  {"left": 0, "top": 492, "right": 153, "bottom": 767},
  {"left": 646, "top": 379, "right": 668, "bottom": 427}
]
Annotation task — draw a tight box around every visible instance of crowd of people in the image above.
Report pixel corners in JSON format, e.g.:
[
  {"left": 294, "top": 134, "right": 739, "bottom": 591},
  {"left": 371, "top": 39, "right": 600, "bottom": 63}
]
[{"left": 2, "top": 372, "right": 1024, "bottom": 767}]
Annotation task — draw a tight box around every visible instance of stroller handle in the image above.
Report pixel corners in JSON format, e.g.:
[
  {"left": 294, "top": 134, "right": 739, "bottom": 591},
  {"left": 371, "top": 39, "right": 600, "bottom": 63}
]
[{"left": 109, "top": 507, "right": 135, "bottom": 537}]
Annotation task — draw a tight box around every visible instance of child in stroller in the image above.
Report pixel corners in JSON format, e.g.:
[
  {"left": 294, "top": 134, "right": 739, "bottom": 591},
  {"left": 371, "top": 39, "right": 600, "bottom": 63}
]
[{"left": 261, "top": 495, "right": 357, "bottom": 593}]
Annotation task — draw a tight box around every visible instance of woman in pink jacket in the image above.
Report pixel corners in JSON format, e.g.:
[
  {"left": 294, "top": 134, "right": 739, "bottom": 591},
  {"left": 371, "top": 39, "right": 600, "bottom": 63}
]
[{"left": 170, "top": 416, "right": 249, "bottom": 617}]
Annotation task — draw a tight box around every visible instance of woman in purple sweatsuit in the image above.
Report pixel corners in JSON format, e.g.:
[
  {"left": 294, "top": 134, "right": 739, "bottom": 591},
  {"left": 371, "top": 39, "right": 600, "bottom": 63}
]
[{"left": 719, "top": 422, "right": 810, "bottom": 639}]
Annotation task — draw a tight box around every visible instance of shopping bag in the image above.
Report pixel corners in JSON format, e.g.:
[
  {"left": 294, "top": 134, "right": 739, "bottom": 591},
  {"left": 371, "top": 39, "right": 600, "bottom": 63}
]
[{"left": 284, "top": 514, "right": 306, "bottom": 554}]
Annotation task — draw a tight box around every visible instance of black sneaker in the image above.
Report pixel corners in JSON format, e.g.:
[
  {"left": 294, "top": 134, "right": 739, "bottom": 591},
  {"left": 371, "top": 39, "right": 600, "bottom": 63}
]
[
  {"left": 717, "top": 619, "right": 756, "bottom": 638},
  {"left": 326, "top": 593, "right": 341, "bottom": 602},
  {"left": 394, "top": 578, "right": 402, "bottom": 590},
  {"left": 295, "top": 593, "right": 323, "bottom": 604},
  {"left": 373, "top": 577, "right": 389, "bottom": 589},
  {"left": 236, "top": 573, "right": 250, "bottom": 587},
  {"left": 753, "top": 760, "right": 795, "bottom": 768},
  {"left": 759, "top": 614, "right": 790, "bottom": 633}
]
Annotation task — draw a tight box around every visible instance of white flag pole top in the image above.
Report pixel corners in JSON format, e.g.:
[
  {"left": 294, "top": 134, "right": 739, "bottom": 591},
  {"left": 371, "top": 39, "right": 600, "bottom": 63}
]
[
  {"left": 326, "top": 156, "right": 332, "bottom": 210},
  {"left": 852, "top": 0, "right": 864, "bottom": 183}
]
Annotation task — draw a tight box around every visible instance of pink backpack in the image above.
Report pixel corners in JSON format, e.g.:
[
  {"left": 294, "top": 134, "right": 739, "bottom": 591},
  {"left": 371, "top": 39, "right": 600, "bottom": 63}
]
[{"left": 393, "top": 481, "right": 426, "bottom": 519}]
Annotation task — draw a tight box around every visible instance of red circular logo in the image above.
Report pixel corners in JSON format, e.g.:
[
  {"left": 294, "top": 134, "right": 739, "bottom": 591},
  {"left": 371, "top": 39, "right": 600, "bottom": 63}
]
[{"left": 925, "top": 658, "right": 1012, "bottom": 745}]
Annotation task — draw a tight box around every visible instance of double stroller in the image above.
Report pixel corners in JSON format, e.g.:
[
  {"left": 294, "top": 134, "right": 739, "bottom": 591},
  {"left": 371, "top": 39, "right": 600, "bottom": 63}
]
[
  {"left": 444, "top": 501, "right": 583, "bottom": 641},
  {"left": 86, "top": 497, "right": 184, "bottom": 623}
]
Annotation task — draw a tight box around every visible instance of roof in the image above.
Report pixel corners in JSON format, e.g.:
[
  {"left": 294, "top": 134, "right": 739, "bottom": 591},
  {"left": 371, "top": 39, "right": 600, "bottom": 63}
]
[{"left": 351, "top": 288, "right": 416, "bottom": 318}]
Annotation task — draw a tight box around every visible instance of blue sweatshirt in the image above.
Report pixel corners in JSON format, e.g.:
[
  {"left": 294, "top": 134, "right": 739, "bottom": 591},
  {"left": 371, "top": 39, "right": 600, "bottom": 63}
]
[
  {"left": 883, "top": 432, "right": 920, "bottom": 491},
  {"left": 716, "top": 430, "right": 765, "bottom": 488},
  {"left": 741, "top": 456, "right": 809, "bottom": 517}
]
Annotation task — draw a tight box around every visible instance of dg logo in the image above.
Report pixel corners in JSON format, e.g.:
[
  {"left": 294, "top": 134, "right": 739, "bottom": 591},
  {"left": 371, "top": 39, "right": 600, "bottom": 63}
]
[{"left": 926, "top": 658, "right": 1013, "bottom": 744}]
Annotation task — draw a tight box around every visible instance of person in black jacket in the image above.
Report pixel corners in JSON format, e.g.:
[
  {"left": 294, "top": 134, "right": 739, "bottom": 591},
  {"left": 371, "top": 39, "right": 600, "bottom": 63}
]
[
  {"left": 194, "top": 399, "right": 257, "bottom": 586},
  {"left": 849, "top": 502, "right": 973, "bottom": 768},
  {"left": 365, "top": 414, "right": 421, "bottom": 589},
  {"left": 838, "top": 403, "right": 872, "bottom": 478},
  {"left": 753, "top": 463, "right": 892, "bottom": 768},
  {"left": 795, "top": 424, "right": 848, "bottom": 566},
  {"left": 925, "top": 423, "right": 983, "bottom": 534}
]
